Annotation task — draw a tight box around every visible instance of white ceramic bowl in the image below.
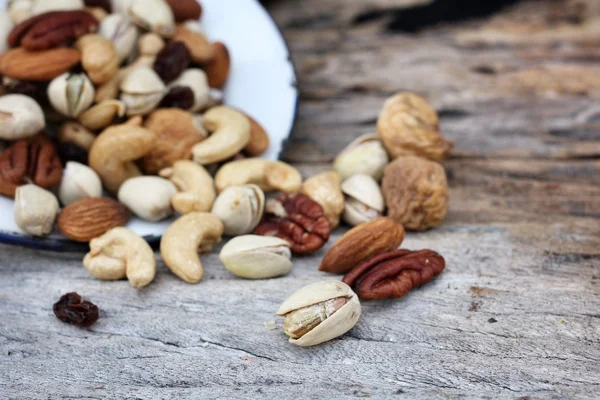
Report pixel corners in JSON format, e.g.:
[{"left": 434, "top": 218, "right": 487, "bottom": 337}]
[{"left": 0, "top": 0, "right": 298, "bottom": 250}]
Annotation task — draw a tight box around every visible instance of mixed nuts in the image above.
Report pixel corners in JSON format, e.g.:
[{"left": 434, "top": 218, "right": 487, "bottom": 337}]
[{"left": 0, "top": 2, "right": 454, "bottom": 347}]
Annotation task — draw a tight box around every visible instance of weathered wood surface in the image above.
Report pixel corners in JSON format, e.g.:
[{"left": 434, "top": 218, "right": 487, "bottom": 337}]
[{"left": 2, "top": 0, "right": 600, "bottom": 399}]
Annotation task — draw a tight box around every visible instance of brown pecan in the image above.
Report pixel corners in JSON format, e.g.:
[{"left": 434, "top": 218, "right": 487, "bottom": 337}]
[
  {"left": 83, "top": 0, "right": 112, "bottom": 13},
  {"left": 0, "top": 136, "right": 63, "bottom": 198},
  {"left": 154, "top": 42, "right": 190, "bottom": 84},
  {"left": 165, "top": 0, "right": 203, "bottom": 22},
  {"left": 8, "top": 11, "right": 99, "bottom": 51},
  {"left": 319, "top": 217, "right": 405, "bottom": 274},
  {"left": 342, "top": 249, "right": 445, "bottom": 301},
  {"left": 159, "top": 86, "right": 195, "bottom": 110},
  {"left": 255, "top": 193, "right": 332, "bottom": 254}
]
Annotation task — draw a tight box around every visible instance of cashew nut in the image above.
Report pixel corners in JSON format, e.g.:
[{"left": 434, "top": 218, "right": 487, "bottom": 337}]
[
  {"left": 83, "top": 227, "right": 156, "bottom": 288},
  {"left": 191, "top": 106, "right": 251, "bottom": 165},
  {"left": 88, "top": 123, "right": 155, "bottom": 193},
  {"left": 159, "top": 160, "right": 216, "bottom": 214},
  {"left": 160, "top": 212, "right": 223, "bottom": 284},
  {"left": 215, "top": 158, "right": 302, "bottom": 194}
]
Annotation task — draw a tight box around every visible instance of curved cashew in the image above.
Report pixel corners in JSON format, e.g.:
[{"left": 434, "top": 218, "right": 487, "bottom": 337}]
[
  {"left": 159, "top": 160, "right": 216, "bottom": 214},
  {"left": 215, "top": 158, "right": 302, "bottom": 194},
  {"left": 160, "top": 212, "right": 223, "bottom": 283},
  {"left": 191, "top": 106, "right": 250, "bottom": 165},
  {"left": 89, "top": 123, "right": 155, "bottom": 193},
  {"left": 83, "top": 227, "right": 156, "bottom": 288}
]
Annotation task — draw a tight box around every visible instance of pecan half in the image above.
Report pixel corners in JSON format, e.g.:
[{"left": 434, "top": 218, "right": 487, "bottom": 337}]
[
  {"left": 0, "top": 136, "right": 63, "bottom": 198},
  {"left": 342, "top": 249, "right": 445, "bottom": 300},
  {"left": 8, "top": 11, "right": 99, "bottom": 51},
  {"left": 255, "top": 193, "right": 332, "bottom": 254}
]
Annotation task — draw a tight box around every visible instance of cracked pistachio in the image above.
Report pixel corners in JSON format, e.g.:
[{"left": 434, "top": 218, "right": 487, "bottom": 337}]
[
  {"left": 277, "top": 281, "right": 361, "bottom": 347},
  {"left": 99, "top": 14, "right": 139, "bottom": 64},
  {"left": 168, "top": 69, "right": 210, "bottom": 113},
  {"left": 58, "top": 161, "right": 103, "bottom": 206},
  {"left": 119, "top": 67, "right": 166, "bottom": 116},
  {"left": 0, "top": 94, "right": 45, "bottom": 141},
  {"left": 211, "top": 184, "right": 265, "bottom": 237},
  {"left": 334, "top": 134, "right": 390, "bottom": 181},
  {"left": 219, "top": 235, "right": 292, "bottom": 279},
  {"left": 128, "top": 0, "right": 175, "bottom": 38},
  {"left": 341, "top": 174, "right": 385, "bottom": 227},
  {"left": 48, "top": 73, "right": 95, "bottom": 118}
]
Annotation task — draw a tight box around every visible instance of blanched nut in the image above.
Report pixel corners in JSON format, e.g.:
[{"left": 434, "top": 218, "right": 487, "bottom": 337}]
[
  {"left": 301, "top": 171, "right": 345, "bottom": 228},
  {"left": 59, "top": 161, "right": 103, "bottom": 206},
  {"left": 88, "top": 123, "right": 155, "bottom": 193},
  {"left": 0, "top": 94, "right": 45, "bottom": 141},
  {"left": 83, "top": 227, "right": 156, "bottom": 288},
  {"left": 78, "top": 100, "right": 126, "bottom": 131},
  {"left": 14, "top": 184, "right": 59, "bottom": 236},
  {"left": 160, "top": 212, "right": 224, "bottom": 283},
  {"left": 377, "top": 93, "right": 453, "bottom": 162},
  {"left": 75, "top": 34, "right": 119, "bottom": 85},
  {"left": 333, "top": 134, "right": 389, "bottom": 181},
  {"left": 381, "top": 156, "right": 449, "bottom": 231},
  {"left": 277, "top": 281, "right": 361, "bottom": 347},
  {"left": 192, "top": 106, "right": 251, "bottom": 165},
  {"left": 211, "top": 184, "right": 265, "bottom": 237},
  {"left": 215, "top": 158, "right": 302, "bottom": 194},
  {"left": 117, "top": 176, "right": 177, "bottom": 222},
  {"left": 341, "top": 174, "right": 385, "bottom": 227},
  {"left": 159, "top": 160, "right": 215, "bottom": 214}
]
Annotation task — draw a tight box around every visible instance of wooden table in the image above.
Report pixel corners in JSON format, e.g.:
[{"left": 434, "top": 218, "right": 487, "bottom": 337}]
[{"left": 2, "top": 0, "right": 599, "bottom": 398}]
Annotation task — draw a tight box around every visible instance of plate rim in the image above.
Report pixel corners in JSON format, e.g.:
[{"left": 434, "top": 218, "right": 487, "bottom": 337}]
[{"left": 0, "top": 1, "right": 299, "bottom": 252}]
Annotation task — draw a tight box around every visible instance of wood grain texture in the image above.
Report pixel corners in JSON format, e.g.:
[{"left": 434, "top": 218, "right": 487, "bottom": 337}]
[{"left": 2, "top": 0, "right": 600, "bottom": 398}]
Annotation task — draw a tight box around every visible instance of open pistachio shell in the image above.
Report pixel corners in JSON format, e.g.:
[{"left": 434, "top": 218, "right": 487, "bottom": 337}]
[
  {"left": 129, "top": 0, "right": 175, "bottom": 38},
  {"left": 120, "top": 67, "right": 165, "bottom": 116},
  {"left": 334, "top": 134, "right": 390, "bottom": 181},
  {"left": 277, "top": 281, "right": 361, "bottom": 347},
  {"left": 219, "top": 235, "right": 292, "bottom": 279},
  {"left": 341, "top": 174, "right": 385, "bottom": 226},
  {"left": 211, "top": 184, "right": 265, "bottom": 236},
  {"left": 47, "top": 73, "right": 96, "bottom": 118},
  {"left": 99, "top": 14, "right": 139, "bottom": 64}
]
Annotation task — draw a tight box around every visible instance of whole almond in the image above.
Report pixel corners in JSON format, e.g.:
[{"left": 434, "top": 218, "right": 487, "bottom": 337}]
[
  {"left": 0, "top": 48, "right": 81, "bottom": 82},
  {"left": 243, "top": 112, "right": 270, "bottom": 156},
  {"left": 319, "top": 217, "right": 405, "bottom": 274},
  {"left": 165, "top": 0, "right": 202, "bottom": 22},
  {"left": 204, "top": 42, "right": 230, "bottom": 89},
  {"left": 58, "top": 198, "right": 129, "bottom": 242}
]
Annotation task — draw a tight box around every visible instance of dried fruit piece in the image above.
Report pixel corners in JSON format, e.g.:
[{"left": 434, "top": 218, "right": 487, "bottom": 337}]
[
  {"left": 255, "top": 193, "right": 332, "bottom": 254},
  {"left": 377, "top": 92, "right": 453, "bottom": 162},
  {"left": 319, "top": 217, "right": 405, "bottom": 274},
  {"left": 0, "top": 136, "right": 62, "bottom": 198},
  {"left": 57, "top": 197, "right": 129, "bottom": 242},
  {"left": 381, "top": 156, "right": 449, "bottom": 231},
  {"left": 8, "top": 11, "right": 99, "bottom": 50},
  {"left": 153, "top": 42, "right": 190, "bottom": 84},
  {"left": 159, "top": 86, "right": 195, "bottom": 110},
  {"left": 343, "top": 249, "right": 445, "bottom": 300},
  {"left": 53, "top": 292, "right": 99, "bottom": 328},
  {"left": 165, "top": 0, "right": 202, "bottom": 22}
]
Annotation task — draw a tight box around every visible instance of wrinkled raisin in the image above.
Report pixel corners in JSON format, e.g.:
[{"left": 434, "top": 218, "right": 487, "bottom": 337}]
[
  {"left": 154, "top": 42, "right": 190, "bottom": 84},
  {"left": 159, "top": 86, "right": 195, "bottom": 110},
  {"left": 58, "top": 142, "right": 89, "bottom": 165},
  {"left": 53, "top": 292, "right": 99, "bottom": 328}
]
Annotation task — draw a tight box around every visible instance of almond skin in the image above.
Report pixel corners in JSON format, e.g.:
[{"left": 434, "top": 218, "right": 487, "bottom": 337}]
[
  {"left": 165, "top": 0, "right": 202, "bottom": 22},
  {"left": 243, "top": 113, "right": 270, "bottom": 156},
  {"left": 0, "top": 47, "right": 81, "bottom": 81},
  {"left": 204, "top": 42, "right": 230, "bottom": 89},
  {"left": 318, "top": 217, "right": 405, "bottom": 274},
  {"left": 58, "top": 198, "right": 129, "bottom": 242}
]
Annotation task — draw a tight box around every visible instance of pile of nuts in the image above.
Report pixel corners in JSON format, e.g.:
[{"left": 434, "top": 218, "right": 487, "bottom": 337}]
[{"left": 1, "top": 1, "right": 454, "bottom": 347}]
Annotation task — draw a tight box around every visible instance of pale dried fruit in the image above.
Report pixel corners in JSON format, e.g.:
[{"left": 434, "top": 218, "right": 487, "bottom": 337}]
[
  {"left": 382, "top": 156, "right": 449, "bottom": 231},
  {"left": 277, "top": 281, "right": 361, "bottom": 347},
  {"left": 319, "top": 217, "right": 405, "bottom": 274},
  {"left": 377, "top": 92, "right": 452, "bottom": 162},
  {"left": 341, "top": 174, "right": 384, "bottom": 227},
  {"left": 301, "top": 171, "right": 344, "bottom": 228},
  {"left": 334, "top": 134, "right": 389, "bottom": 181},
  {"left": 14, "top": 184, "right": 59, "bottom": 236},
  {"left": 141, "top": 108, "right": 207, "bottom": 174},
  {"left": 83, "top": 227, "right": 156, "bottom": 288},
  {"left": 58, "top": 197, "right": 129, "bottom": 242},
  {"left": 219, "top": 235, "right": 292, "bottom": 280}
]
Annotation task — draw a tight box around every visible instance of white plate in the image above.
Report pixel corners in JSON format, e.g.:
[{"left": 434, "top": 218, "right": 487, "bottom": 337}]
[{"left": 0, "top": 0, "right": 298, "bottom": 251}]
